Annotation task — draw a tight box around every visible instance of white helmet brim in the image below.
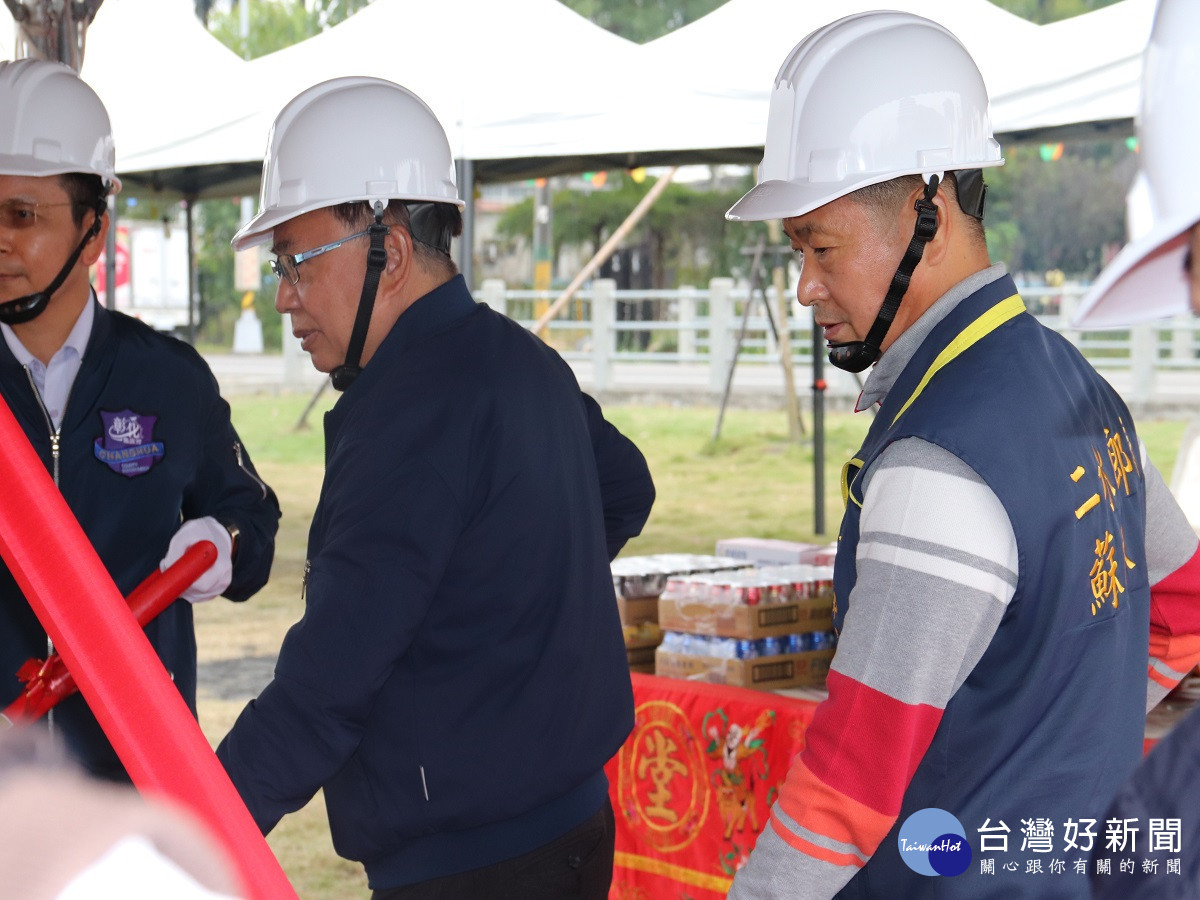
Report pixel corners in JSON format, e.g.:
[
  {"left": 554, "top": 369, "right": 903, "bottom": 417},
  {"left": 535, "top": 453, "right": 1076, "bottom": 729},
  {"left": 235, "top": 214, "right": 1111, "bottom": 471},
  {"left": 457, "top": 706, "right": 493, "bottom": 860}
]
[{"left": 1071, "top": 211, "right": 1197, "bottom": 328}]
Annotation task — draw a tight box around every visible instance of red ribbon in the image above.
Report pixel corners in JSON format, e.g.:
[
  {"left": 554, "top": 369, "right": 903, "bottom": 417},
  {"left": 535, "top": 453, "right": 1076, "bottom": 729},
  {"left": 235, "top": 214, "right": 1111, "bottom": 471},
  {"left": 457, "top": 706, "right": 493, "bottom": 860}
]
[
  {"left": 0, "top": 393, "right": 295, "bottom": 899},
  {"left": 6, "top": 541, "right": 218, "bottom": 722}
]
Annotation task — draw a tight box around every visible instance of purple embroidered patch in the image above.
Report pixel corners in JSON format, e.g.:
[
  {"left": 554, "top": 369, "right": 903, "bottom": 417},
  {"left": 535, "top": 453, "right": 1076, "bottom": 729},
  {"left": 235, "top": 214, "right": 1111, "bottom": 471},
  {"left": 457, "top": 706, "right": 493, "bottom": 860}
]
[{"left": 93, "top": 409, "right": 164, "bottom": 477}]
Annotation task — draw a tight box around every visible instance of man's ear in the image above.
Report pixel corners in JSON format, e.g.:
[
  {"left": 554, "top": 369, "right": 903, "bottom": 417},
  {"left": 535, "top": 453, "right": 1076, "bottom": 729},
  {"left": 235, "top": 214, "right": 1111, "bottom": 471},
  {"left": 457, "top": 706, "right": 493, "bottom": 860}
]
[
  {"left": 916, "top": 181, "right": 953, "bottom": 269},
  {"left": 384, "top": 224, "right": 414, "bottom": 282},
  {"left": 80, "top": 209, "right": 109, "bottom": 268}
]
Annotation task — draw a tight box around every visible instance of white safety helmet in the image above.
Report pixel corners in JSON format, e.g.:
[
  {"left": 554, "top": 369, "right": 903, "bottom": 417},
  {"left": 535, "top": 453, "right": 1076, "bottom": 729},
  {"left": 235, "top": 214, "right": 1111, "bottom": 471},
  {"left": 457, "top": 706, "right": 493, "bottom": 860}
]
[
  {"left": 1072, "top": 0, "right": 1200, "bottom": 328},
  {"left": 0, "top": 58, "right": 120, "bottom": 194},
  {"left": 233, "top": 76, "right": 463, "bottom": 251},
  {"left": 726, "top": 11, "right": 1003, "bottom": 222}
]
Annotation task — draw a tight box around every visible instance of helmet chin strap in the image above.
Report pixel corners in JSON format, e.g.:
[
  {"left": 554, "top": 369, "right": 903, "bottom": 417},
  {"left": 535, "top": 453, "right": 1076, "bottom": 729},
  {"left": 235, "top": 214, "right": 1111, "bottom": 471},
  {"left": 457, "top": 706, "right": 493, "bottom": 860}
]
[
  {"left": 827, "top": 176, "right": 941, "bottom": 373},
  {"left": 0, "top": 202, "right": 105, "bottom": 326},
  {"left": 331, "top": 202, "right": 390, "bottom": 392}
]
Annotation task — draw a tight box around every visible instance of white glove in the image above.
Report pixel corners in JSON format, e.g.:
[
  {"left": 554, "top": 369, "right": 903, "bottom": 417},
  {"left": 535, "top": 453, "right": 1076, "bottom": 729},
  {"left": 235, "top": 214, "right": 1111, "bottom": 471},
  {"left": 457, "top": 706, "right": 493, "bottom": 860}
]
[{"left": 159, "top": 517, "right": 233, "bottom": 604}]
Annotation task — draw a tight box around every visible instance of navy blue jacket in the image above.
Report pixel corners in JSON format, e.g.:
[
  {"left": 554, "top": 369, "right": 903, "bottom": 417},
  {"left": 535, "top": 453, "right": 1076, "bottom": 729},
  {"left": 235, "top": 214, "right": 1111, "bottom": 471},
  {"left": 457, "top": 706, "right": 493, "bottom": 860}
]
[
  {"left": 218, "top": 275, "right": 654, "bottom": 890},
  {"left": 0, "top": 301, "right": 280, "bottom": 779},
  {"left": 1092, "top": 702, "right": 1200, "bottom": 897}
]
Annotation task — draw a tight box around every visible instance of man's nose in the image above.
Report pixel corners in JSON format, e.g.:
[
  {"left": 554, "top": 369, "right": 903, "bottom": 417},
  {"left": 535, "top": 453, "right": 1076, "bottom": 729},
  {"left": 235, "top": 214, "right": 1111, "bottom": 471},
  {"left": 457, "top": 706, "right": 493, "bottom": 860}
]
[
  {"left": 274, "top": 280, "right": 296, "bottom": 315},
  {"left": 796, "top": 270, "right": 823, "bottom": 308}
]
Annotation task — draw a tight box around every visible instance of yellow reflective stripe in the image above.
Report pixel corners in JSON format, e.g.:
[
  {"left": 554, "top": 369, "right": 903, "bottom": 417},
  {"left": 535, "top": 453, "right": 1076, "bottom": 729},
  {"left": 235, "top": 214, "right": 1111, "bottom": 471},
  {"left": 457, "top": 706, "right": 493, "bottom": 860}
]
[
  {"left": 842, "top": 457, "right": 865, "bottom": 509},
  {"left": 890, "top": 295, "right": 1026, "bottom": 426}
]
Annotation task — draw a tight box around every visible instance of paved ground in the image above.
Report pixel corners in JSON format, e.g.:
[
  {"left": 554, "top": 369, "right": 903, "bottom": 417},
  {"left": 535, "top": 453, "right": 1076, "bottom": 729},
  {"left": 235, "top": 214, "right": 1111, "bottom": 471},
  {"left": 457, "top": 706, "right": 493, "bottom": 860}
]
[{"left": 204, "top": 351, "right": 1200, "bottom": 407}]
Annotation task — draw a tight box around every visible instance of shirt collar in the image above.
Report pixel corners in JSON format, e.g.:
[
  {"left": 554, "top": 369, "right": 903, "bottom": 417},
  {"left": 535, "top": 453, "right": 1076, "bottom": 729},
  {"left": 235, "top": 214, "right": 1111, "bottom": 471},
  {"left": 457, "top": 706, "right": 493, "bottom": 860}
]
[
  {"left": 855, "top": 263, "right": 1009, "bottom": 412},
  {"left": 380, "top": 274, "right": 476, "bottom": 358},
  {"left": 0, "top": 293, "right": 95, "bottom": 369}
]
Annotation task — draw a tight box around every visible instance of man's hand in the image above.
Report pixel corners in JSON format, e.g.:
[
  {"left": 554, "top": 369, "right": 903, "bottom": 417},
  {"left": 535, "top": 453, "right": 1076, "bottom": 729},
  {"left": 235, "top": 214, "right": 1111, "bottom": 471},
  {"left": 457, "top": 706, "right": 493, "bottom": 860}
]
[{"left": 159, "top": 517, "right": 233, "bottom": 604}]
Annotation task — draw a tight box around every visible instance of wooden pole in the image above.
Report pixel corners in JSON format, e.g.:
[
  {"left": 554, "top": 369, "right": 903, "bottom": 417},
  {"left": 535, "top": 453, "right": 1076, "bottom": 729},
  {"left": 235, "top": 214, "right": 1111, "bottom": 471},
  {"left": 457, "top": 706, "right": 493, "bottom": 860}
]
[
  {"left": 766, "top": 220, "right": 805, "bottom": 439},
  {"left": 532, "top": 167, "right": 678, "bottom": 336}
]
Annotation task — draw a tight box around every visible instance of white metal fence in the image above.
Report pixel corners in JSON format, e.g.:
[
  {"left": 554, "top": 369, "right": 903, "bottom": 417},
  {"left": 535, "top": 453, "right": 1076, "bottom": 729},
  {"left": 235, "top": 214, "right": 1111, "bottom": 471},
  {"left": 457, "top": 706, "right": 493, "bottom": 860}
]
[{"left": 478, "top": 279, "right": 1200, "bottom": 407}]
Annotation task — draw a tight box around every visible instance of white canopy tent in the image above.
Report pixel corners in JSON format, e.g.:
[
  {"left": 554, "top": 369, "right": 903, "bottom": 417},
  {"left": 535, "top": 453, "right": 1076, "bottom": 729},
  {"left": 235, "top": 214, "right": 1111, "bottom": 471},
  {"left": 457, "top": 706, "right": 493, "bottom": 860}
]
[
  {"left": 620, "top": 0, "right": 1158, "bottom": 160},
  {"left": 0, "top": 0, "right": 1165, "bottom": 211},
  {"left": 988, "top": 0, "right": 1156, "bottom": 141},
  {"left": 101, "top": 0, "right": 1161, "bottom": 201},
  {"left": 78, "top": 0, "right": 251, "bottom": 194},
  {"left": 114, "top": 0, "right": 649, "bottom": 197},
  {"left": 619, "top": 0, "right": 1040, "bottom": 160}
]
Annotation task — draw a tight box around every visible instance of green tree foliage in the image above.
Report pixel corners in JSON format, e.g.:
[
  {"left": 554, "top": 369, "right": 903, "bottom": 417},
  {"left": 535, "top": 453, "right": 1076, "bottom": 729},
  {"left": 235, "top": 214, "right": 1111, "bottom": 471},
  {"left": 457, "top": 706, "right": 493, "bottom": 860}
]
[
  {"left": 984, "top": 141, "right": 1137, "bottom": 277},
  {"left": 559, "top": 0, "right": 727, "bottom": 43},
  {"left": 990, "top": 0, "right": 1122, "bottom": 24},
  {"left": 206, "top": 0, "right": 372, "bottom": 60},
  {"left": 191, "top": 198, "right": 282, "bottom": 350},
  {"left": 497, "top": 171, "right": 768, "bottom": 289}
]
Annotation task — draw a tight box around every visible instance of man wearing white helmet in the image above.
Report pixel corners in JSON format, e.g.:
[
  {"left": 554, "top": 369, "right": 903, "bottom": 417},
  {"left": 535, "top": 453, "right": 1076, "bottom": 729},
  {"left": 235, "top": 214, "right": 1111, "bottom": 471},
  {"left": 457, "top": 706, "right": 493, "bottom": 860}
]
[
  {"left": 1085, "top": 2, "right": 1200, "bottom": 895},
  {"left": 724, "top": 12, "right": 1200, "bottom": 899},
  {"left": 1072, "top": 0, "right": 1200, "bottom": 327},
  {"left": 0, "top": 59, "right": 280, "bottom": 780},
  {"left": 214, "top": 76, "right": 654, "bottom": 898}
]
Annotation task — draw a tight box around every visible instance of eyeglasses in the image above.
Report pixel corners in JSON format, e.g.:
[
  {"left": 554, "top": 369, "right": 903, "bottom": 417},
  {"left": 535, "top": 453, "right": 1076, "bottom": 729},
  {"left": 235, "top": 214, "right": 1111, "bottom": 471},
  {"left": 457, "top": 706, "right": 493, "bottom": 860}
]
[
  {"left": 270, "top": 227, "right": 383, "bottom": 285},
  {"left": 0, "top": 199, "right": 75, "bottom": 231}
]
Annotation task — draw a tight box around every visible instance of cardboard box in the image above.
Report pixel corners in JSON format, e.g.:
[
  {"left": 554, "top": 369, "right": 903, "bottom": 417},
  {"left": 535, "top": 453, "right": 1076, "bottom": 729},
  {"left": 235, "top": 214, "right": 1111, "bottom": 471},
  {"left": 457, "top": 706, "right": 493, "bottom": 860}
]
[
  {"left": 655, "top": 648, "right": 834, "bottom": 690},
  {"left": 617, "top": 595, "right": 659, "bottom": 626},
  {"left": 715, "top": 537, "right": 818, "bottom": 567},
  {"left": 658, "top": 596, "right": 832, "bottom": 639},
  {"left": 623, "top": 622, "right": 663, "bottom": 650},
  {"left": 626, "top": 646, "right": 658, "bottom": 668},
  {"left": 714, "top": 537, "right": 839, "bottom": 568}
]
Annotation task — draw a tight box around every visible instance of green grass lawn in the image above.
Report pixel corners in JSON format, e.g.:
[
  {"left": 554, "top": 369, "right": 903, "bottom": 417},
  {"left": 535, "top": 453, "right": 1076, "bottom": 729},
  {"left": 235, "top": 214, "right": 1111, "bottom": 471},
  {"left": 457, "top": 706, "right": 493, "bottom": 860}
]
[{"left": 203, "top": 393, "right": 1191, "bottom": 897}]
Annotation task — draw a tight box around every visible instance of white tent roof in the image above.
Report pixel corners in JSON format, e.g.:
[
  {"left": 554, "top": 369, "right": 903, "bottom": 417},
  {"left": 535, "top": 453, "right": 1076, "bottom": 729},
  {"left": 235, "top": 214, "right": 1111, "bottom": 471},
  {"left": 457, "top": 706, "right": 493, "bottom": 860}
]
[
  {"left": 989, "top": 0, "right": 1156, "bottom": 140},
  {"left": 621, "top": 0, "right": 1040, "bottom": 158},
  {"left": 620, "top": 0, "right": 1159, "bottom": 161},
  {"left": 0, "top": 0, "right": 252, "bottom": 196},
  {"left": 0, "top": 11, "right": 13, "bottom": 56},
  {"left": 1, "top": 0, "right": 1163, "bottom": 197},
  {"left": 115, "top": 0, "right": 647, "bottom": 195}
]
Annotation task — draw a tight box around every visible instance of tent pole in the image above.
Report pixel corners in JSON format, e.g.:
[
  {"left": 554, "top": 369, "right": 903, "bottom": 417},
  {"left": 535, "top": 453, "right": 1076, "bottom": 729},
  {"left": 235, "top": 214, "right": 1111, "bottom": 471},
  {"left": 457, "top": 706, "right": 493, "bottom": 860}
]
[
  {"left": 104, "top": 193, "right": 117, "bottom": 310},
  {"left": 457, "top": 158, "right": 475, "bottom": 290},
  {"left": 186, "top": 198, "right": 196, "bottom": 345}
]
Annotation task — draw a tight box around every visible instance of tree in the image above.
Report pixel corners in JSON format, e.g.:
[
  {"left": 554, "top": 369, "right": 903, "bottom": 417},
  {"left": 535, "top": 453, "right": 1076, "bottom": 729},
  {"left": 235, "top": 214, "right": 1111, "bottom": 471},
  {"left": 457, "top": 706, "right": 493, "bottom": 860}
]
[
  {"left": 989, "top": 0, "right": 1122, "bottom": 24},
  {"left": 984, "top": 142, "right": 1136, "bottom": 277},
  {"left": 558, "top": 0, "right": 727, "bottom": 43},
  {"left": 194, "top": 0, "right": 216, "bottom": 26},
  {"left": 496, "top": 171, "right": 767, "bottom": 290},
  {"left": 203, "top": 1, "right": 375, "bottom": 59}
]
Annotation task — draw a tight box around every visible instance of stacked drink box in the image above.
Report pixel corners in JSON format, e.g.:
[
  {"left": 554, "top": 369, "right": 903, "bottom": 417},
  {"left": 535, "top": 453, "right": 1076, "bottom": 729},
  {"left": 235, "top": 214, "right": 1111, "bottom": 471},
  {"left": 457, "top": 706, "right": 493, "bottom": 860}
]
[
  {"left": 610, "top": 554, "right": 746, "bottom": 673},
  {"left": 654, "top": 563, "right": 838, "bottom": 691}
]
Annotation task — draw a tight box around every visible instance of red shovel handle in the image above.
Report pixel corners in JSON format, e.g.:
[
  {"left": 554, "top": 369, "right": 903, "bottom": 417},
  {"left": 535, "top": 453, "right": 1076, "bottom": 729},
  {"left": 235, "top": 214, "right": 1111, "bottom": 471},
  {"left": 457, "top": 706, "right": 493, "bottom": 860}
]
[{"left": 4, "top": 540, "right": 219, "bottom": 723}]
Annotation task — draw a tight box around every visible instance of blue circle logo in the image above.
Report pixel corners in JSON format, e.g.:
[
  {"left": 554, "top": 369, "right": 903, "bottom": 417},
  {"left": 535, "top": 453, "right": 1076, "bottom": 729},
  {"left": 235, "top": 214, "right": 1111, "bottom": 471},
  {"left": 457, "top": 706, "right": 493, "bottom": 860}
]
[{"left": 897, "top": 808, "right": 972, "bottom": 876}]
